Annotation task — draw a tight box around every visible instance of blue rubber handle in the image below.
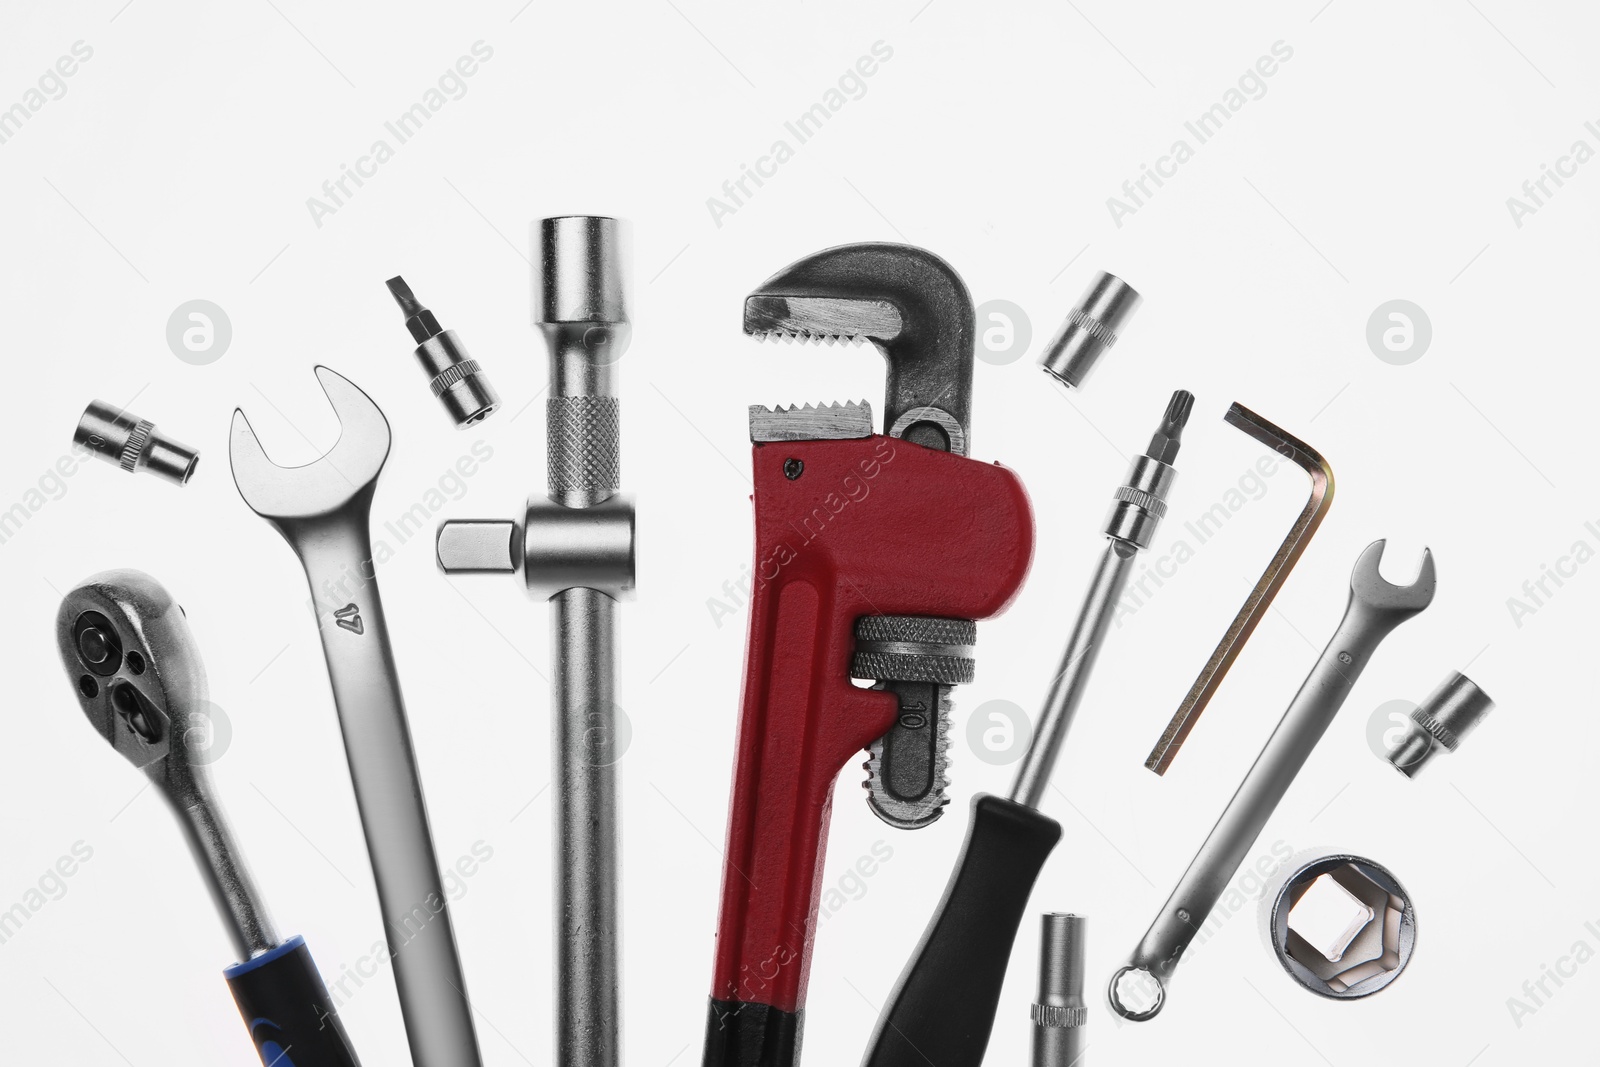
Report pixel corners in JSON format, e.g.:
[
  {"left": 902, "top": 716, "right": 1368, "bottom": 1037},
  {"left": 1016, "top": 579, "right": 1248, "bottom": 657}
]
[{"left": 223, "top": 935, "right": 362, "bottom": 1067}]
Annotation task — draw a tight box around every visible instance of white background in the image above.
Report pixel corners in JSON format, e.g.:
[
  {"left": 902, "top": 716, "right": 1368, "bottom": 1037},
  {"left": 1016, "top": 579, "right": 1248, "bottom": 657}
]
[{"left": 1, "top": 1, "right": 1594, "bottom": 1064}]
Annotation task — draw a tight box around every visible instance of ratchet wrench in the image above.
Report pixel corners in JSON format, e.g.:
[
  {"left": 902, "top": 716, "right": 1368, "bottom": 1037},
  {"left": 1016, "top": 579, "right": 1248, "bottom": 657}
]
[
  {"left": 1109, "top": 539, "right": 1435, "bottom": 1020},
  {"left": 56, "top": 569, "right": 361, "bottom": 1066},
  {"left": 231, "top": 367, "right": 483, "bottom": 1067}
]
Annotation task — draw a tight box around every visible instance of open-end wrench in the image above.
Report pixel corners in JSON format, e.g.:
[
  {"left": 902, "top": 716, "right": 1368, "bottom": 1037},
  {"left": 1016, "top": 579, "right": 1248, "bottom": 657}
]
[
  {"left": 1109, "top": 540, "right": 1435, "bottom": 1020},
  {"left": 230, "top": 367, "right": 482, "bottom": 1067},
  {"left": 56, "top": 570, "right": 362, "bottom": 1067},
  {"left": 702, "top": 243, "right": 1035, "bottom": 1067}
]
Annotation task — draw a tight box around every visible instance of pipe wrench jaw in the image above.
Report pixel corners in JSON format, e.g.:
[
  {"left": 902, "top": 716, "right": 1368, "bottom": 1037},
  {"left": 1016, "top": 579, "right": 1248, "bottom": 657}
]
[
  {"left": 707, "top": 432, "right": 1034, "bottom": 1056},
  {"left": 743, "top": 242, "right": 975, "bottom": 456}
]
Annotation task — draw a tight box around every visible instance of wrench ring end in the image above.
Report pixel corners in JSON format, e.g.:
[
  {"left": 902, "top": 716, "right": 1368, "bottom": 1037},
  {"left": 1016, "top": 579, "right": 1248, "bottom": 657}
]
[{"left": 1107, "top": 964, "right": 1166, "bottom": 1022}]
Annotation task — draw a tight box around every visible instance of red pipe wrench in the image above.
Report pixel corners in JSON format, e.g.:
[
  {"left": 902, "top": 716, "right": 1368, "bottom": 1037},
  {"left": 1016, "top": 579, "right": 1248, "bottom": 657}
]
[{"left": 702, "top": 244, "right": 1035, "bottom": 1067}]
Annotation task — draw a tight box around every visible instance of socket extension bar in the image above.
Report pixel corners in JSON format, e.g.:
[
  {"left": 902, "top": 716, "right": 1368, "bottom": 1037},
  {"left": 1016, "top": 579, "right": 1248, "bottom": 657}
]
[{"left": 437, "top": 216, "right": 636, "bottom": 1067}]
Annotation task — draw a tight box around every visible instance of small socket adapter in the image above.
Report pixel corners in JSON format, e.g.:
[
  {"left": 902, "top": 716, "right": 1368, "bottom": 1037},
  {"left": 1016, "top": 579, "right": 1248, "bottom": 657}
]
[
  {"left": 75, "top": 401, "right": 199, "bottom": 486},
  {"left": 386, "top": 275, "right": 500, "bottom": 428}
]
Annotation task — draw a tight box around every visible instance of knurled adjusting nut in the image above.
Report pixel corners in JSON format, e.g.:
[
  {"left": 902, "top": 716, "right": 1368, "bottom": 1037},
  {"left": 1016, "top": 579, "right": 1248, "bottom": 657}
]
[
  {"left": 521, "top": 494, "right": 636, "bottom": 600},
  {"left": 850, "top": 615, "right": 977, "bottom": 685}
]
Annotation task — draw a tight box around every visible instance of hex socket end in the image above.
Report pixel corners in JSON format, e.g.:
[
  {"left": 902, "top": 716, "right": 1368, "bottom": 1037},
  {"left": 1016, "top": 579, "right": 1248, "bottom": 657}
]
[
  {"left": 1032, "top": 913, "right": 1086, "bottom": 1067},
  {"left": 1041, "top": 272, "right": 1142, "bottom": 389},
  {"left": 75, "top": 401, "right": 198, "bottom": 486},
  {"left": 1388, "top": 671, "right": 1495, "bottom": 777},
  {"left": 536, "top": 216, "right": 629, "bottom": 327}
]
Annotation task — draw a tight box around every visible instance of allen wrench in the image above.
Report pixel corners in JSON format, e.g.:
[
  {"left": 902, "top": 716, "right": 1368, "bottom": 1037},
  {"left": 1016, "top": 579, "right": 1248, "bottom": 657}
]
[{"left": 1144, "top": 402, "right": 1334, "bottom": 775}]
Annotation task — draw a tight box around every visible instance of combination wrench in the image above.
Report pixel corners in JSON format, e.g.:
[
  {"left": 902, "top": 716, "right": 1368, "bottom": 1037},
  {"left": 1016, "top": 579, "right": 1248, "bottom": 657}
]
[
  {"left": 1110, "top": 539, "right": 1435, "bottom": 1020},
  {"left": 231, "top": 366, "right": 483, "bottom": 1067}
]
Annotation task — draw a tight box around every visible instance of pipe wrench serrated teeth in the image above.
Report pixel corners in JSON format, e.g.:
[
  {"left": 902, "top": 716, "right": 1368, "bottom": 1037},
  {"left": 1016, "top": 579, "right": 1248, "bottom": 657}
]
[
  {"left": 748, "top": 329, "right": 873, "bottom": 346},
  {"left": 748, "top": 400, "right": 874, "bottom": 442},
  {"left": 743, "top": 295, "right": 903, "bottom": 349},
  {"left": 742, "top": 242, "right": 976, "bottom": 455}
]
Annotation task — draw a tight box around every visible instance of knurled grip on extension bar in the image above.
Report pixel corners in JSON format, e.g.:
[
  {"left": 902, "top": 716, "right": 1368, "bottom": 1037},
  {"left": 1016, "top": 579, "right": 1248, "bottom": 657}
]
[{"left": 548, "top": 395, "right": 620, "bottom": 505}]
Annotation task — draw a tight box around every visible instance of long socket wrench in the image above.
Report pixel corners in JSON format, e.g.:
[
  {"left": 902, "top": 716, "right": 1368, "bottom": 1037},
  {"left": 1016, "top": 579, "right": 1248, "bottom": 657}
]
[
  {"left": 231, "top": 368, "right": 482, "bottom": 1067},
  {"left": 437, "top": 216, "right": 635, "bottom": 1067},
  {"left": 1109, "top": 539, "right": 1435, "bottom": 1020}
]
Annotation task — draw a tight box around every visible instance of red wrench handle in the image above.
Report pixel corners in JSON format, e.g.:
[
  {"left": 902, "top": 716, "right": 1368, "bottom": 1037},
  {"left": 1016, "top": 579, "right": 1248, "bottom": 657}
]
[{"left": 705, "top": 435, "right": 1033, "bottom": 1066}]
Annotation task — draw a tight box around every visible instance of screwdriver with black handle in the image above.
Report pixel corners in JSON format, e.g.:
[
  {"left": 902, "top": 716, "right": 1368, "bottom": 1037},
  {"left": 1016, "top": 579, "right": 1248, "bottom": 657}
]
[{"left": 863, "top": 390, "right": 1193, "bottom": 1067}]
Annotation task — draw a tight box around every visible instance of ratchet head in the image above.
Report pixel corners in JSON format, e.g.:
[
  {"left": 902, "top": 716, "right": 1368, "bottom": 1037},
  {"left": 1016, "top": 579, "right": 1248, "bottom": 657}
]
[
  {"left": 55, "top": 569, "right": 211, "bottom": 789},
  {"left": 229, "top": 366, "right": 391, "bottom": 525},
  {"left": 743, "top": 242, "right": 974, "bottom": 454},
  {"left": 1348, "top": 539, "right": 1436, "bottom": 623}
]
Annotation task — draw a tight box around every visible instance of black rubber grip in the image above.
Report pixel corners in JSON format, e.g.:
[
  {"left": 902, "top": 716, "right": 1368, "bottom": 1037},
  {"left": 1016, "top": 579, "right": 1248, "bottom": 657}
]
[
  {"left": 703, "top": 998, "right": 801, "bottom": 1067},
  {"left": 863, "top": 793, "right": 1062, "bottom": 1067},
  {"left": 223, "top": 936, "right": 362, "bottom": 1067}
]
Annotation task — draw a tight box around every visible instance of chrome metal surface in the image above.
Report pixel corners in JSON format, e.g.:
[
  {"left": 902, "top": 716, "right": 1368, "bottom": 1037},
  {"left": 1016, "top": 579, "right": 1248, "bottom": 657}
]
[
  {"left": 1111, "top": 541, "right": 1435, "bottom": 1021},
  {"left": 1266, "top": 854, "right": 1416, "bottom": 998},
  {"left": 55, "top": 570, "right": 277, "bottom": 962},
  {"left": 553, "top": 587, "right": 622, "bottom": 1067},
  {"left": 75, "top": 400, "right": 199, "bottom": 486},
  {"left": 1008, "top": 539, "right": 1139, "bottom": 809},
  {"left": 1040, "top": 272, "right": 1142, "bottom": 389},
  {"left": 436, "top": 519, "right": 519, "bottom": 573},
  {"left": 387, "top": 276, "right": 500, "bottom": 428},
  {"left": 1032, "top": 914, "right": 1087, "bottom": 1067},
  {"left": 522, "top": 495, "right": 637, "bottom": 599},
  {"left": 1008, "top": 391, "right": 1191, "bottom": 810},
  {"left": 230, "top": 367, "right": 482, "bottom": 1067},
  {"left": 438, "top": 217, "right": 631, "bottom": 1067},
  {"left": 1387, "top": 671, "right": 1495, "bottom": 776}
]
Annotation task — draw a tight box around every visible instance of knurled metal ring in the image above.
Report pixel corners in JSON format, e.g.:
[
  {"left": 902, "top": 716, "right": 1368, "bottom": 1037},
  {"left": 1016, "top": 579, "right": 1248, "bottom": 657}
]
[
  {"left": 1030, "top": 1004, "right": 1088, "bottom": 1028},
  {"left": 854, "top": 615, "right": 975, "bottom": 646},
  {"left": 1113, "top": 484, "right": 1167, "bottom": 519},
  {"left": 430, "top": 359, "right": 483, "bottom": 396},
  {"left": 119, "top": 419, "right": 153, "bottom": 471},
  {"left": 852, "top": 615, "right": 976, "bottom": 684},
  {"left": 1067, "top": 306, "right": 1119, "bottom": 346},
  {"left": 1409, "top": 704, "right": 1461, "bottom": 750}
]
